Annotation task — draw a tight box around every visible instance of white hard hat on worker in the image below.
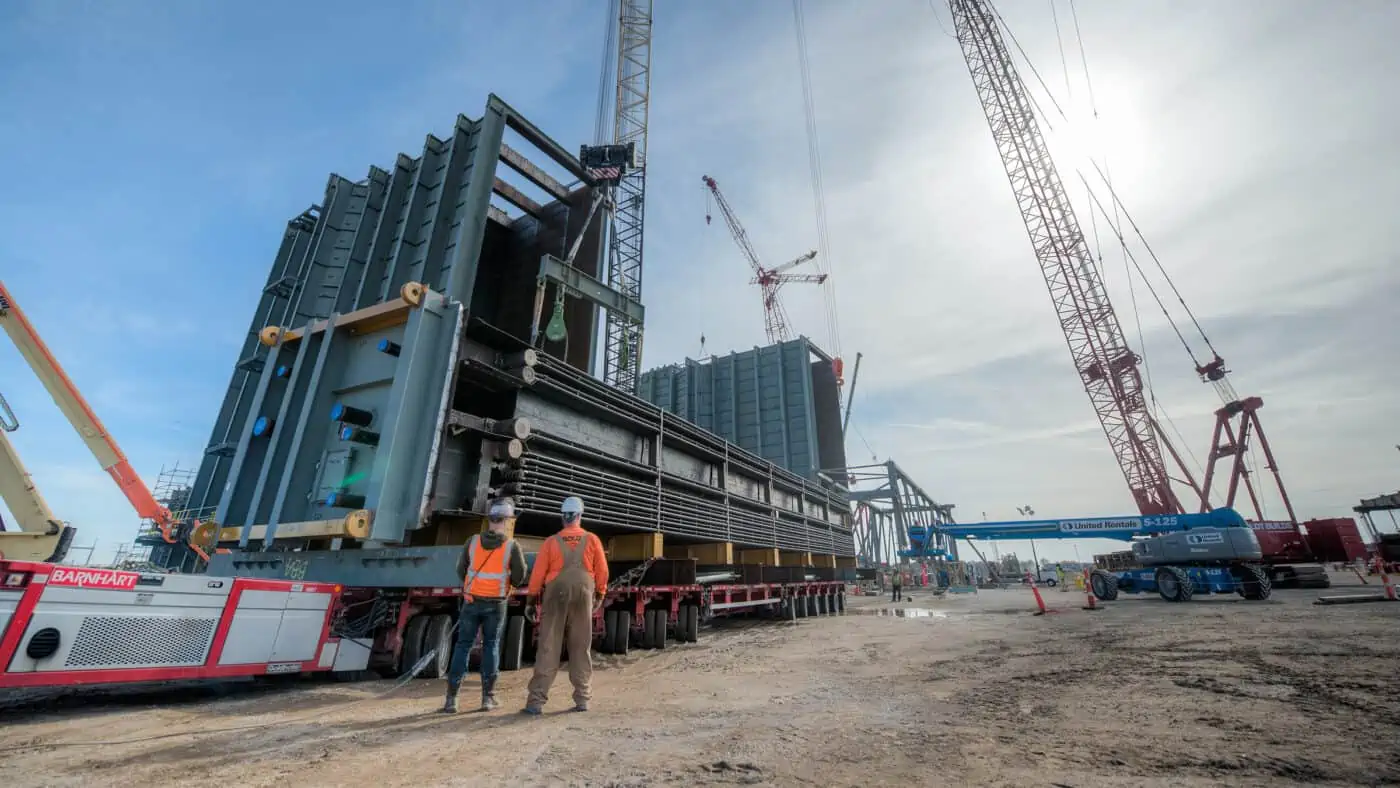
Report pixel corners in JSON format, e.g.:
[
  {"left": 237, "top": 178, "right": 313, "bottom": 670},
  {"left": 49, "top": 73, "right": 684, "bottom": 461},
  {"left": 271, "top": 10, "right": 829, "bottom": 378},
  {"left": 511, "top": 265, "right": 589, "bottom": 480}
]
[{"left": 560, "top": 496, "right": 584, "bottom": 525}]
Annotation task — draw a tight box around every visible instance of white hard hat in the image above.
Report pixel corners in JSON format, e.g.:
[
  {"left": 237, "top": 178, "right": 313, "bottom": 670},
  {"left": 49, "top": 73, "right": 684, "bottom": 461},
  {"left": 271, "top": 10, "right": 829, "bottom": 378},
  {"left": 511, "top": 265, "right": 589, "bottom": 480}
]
[
  {"left": 561, "top": 496, "right": 585, "bottom": 516},
  {"left": 488, "top": 499, "right": 515, "bottom": 519}
]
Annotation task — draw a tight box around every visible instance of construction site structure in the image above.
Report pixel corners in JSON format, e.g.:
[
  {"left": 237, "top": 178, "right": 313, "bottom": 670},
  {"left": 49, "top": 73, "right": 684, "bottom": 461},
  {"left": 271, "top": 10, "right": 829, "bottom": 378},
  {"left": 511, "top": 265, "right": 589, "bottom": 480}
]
[
  {"left": 637, "top": 337, "right": 847, "bottom": 482},
  {"left": 948, "top": 0, "right": 1342, "bottom": 586}
]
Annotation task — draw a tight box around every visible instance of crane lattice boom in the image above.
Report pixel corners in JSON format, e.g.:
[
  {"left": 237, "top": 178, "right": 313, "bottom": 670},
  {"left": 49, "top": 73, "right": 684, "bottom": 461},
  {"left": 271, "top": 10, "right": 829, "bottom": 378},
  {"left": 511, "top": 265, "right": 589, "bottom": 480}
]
[
  {"left": 949, "top": 0, "right": 1181, "bottom": 516},
  {"left": 702, "top": 175, "right": 828, "bottom": 344}
]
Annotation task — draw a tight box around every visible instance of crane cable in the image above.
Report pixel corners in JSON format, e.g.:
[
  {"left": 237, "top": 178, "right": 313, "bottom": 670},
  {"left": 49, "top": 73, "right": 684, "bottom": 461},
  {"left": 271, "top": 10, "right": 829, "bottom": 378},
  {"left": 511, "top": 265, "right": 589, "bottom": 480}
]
[
  {"left": 985, "top": 2, "right": 1215, "bottom": 374},
  {"left": 990, "top": 1, "right": 1216, "bottom": 485},
  {"left": 791, "top": 0, "right": 842, "bottom": 359}
]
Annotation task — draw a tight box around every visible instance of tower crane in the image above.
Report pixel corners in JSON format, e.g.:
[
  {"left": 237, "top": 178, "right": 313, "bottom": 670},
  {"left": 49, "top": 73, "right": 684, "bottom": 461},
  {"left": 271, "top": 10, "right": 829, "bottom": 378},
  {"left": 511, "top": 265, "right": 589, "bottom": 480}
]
[
  {"left": 0, "top": 281, "right": 210, "bottom": 563},
  {"left": 948, "top": 0, "right": 1297, "bottom": 525},
  {"left": 702, "top": 174, "right": 828, "bottom": 344},
  {"left": 597, "top": 0, "right": 654, "bottom": 394}
]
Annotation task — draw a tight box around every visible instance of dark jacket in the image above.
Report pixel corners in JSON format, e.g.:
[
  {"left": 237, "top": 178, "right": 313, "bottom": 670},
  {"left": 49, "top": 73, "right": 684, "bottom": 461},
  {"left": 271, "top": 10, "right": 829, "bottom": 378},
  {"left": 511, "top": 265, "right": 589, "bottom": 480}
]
[{"left": 456, "top": 530, "right": 528, "bottom": 600}]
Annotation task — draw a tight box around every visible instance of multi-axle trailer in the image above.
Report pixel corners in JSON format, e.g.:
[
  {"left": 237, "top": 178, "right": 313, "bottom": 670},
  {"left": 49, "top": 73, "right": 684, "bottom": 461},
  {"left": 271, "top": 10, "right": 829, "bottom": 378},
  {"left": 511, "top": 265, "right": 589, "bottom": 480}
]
[{"left": 0, "top": 559, "right": 845, "bottom": 691}]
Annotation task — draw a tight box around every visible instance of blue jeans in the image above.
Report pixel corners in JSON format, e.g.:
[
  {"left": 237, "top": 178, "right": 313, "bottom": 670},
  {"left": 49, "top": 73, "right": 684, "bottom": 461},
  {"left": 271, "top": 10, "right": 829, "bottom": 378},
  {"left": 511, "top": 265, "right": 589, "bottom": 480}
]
[{"left": 447, "top": 598, "right": 506, "bottom": 688}]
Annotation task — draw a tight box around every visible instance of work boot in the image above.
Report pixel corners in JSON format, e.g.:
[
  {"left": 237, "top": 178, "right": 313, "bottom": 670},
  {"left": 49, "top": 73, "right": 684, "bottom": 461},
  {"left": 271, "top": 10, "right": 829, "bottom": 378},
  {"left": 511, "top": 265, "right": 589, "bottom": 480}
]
[
  {"left": 442, "top": 684, "right": 460, "bottom": 714},
  {"left": 480, "top": 677, "right": 500, "bottom": 711}
]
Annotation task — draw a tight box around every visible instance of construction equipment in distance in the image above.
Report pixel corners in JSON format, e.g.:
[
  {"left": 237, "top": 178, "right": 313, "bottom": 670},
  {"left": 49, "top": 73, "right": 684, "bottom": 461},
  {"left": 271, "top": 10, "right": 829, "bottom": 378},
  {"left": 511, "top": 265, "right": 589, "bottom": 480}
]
[
  {"left": 702, "top": 174, "right": 828, "bottom": 345},
  {"left": 0, "top": 393, "right": 75, "bottom": 563},
  {"left": 0, "top": 281, "right": 208, "bottom": 564},
  {"left": 908, "top": 508, "right": 1275, "bottom": 602},
  {"left": 947, "top": 0, "right": 1339, "bottom": 586}
]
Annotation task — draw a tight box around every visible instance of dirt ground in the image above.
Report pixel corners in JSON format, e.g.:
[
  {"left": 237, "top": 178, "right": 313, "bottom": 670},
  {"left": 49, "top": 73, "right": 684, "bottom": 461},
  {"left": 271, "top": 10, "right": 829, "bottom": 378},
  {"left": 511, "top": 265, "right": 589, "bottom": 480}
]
[{"left": 3, "top": 574, "right": 1398, "bottom": 787}]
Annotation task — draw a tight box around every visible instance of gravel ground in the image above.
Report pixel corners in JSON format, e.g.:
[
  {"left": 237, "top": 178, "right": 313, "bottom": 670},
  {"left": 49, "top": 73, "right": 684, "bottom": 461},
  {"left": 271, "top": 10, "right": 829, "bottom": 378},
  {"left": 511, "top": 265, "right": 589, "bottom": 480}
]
[{"left": 2, "top": 573, "right": 1397, "bottom": 787}]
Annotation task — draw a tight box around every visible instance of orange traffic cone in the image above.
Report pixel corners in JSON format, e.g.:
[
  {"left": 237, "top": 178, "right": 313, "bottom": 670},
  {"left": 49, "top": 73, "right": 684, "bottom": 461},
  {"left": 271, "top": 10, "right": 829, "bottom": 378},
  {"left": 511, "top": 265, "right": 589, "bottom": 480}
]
[{"left": 1082, "top": 568, "right": 1101, "bottom": 611}]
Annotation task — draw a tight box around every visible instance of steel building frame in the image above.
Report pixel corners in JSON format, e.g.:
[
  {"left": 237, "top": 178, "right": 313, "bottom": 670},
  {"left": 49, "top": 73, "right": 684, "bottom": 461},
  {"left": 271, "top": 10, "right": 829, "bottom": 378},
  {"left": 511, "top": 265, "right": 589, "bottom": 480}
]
[{"left": 843, "top": 461, "right": 956, "bottom": 566}]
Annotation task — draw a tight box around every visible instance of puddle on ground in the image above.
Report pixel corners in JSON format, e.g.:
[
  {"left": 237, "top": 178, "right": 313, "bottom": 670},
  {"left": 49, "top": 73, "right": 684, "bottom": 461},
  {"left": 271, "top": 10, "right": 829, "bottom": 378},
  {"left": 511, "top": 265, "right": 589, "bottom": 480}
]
[{"left": 848, "top": 607, "right": 949, "bottom": 619}]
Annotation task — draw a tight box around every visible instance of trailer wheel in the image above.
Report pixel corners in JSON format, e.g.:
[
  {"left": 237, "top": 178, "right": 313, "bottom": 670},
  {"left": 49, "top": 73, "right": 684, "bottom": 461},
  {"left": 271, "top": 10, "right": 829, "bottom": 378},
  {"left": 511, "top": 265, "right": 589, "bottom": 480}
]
[
  {"left": 420, "top": 614, "right": 454, "bottom": 679},
  {"left": 500, "top": 614, "right": 526, "bottom": 671},
  {"left": 1154, "top": 566, "right": 1193, "bottom": 603},
  {"left": 1236, "top": 563, "right": 1272, "bottom": 601},
  {"left": 643, "top": 609, "right": 666, "bottom": 650},
  {"left": 818, "top": 594, "right": 829, "bottom": 616},
  {"left": 684, "top": 604, "right": 700, "bottom": 642},
  {"left": 836, "top": 591, "right": 846, "bottom": 613},
  {"left": 400, "top": 614, "right": 430, "bottom": 677},
  {"left": 807, "top": 595, "right": 817, "bottom": 617},
  {"left": 783, "top": 598, "right": 797, "bottom": 621},
  {"left": 601, "top": 610, "right": 619, "bottom": 653},
  {"left": 611, "top": 610, "right": 632, "bottom": 656},
  {"left": 1089, "top": 570, "right": 1119, "bottom": 602}
]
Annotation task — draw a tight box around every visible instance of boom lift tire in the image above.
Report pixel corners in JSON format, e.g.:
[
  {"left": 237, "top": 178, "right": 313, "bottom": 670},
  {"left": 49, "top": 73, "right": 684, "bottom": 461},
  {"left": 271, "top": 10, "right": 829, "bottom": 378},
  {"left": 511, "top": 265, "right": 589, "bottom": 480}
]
[
  {"left": 421, "top": 613, "right": 454, "bottom": 679},
  {"left": 499, "top": 614, "right": 526, "bottom": 671},
  {"left": 1154, "top": 566, "right": 1194, "bottom": 603},
  {"left": 1234, "top": 563, "right": 1272, "bottom": 601},
  {"left": 400, "top": 614, "right": 430, "bottom": 676},
  {"left": 1089, "top": 569, "right": 1119, "bottom": 602}
]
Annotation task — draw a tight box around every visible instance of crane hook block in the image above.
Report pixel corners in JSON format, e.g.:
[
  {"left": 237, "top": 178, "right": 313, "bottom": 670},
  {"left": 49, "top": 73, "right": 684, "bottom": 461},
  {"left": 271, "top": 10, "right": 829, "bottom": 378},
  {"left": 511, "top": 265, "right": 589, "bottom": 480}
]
[{"left": 259, "top": 326, "right": 284, "bottom": 347}]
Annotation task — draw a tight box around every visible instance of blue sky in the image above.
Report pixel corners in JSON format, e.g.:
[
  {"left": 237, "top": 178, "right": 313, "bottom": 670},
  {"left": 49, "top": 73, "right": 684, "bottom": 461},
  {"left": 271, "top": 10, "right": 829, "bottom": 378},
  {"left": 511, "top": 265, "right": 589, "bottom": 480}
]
[{"left": 2, "top": 0, "right": 1397, "bottom": 564}]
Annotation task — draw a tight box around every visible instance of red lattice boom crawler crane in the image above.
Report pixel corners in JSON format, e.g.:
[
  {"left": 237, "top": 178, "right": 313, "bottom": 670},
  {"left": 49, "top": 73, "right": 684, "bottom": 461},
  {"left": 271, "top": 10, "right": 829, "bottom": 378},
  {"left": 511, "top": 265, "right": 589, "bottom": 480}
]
[
  {"left": 702, "top": 174, "right": 828, "bottom": 345},
  {"left": 948, "top": 0, "right": 1331, "bottom": 585}
]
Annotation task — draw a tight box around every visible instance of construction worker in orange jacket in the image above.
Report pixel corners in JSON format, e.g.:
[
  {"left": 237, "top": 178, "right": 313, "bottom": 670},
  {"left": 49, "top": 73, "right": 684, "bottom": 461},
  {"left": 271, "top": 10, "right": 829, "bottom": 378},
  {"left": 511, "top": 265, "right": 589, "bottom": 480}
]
[
  {"left": 442, "top": 497, "right": 526, "bottom": 714},
  {"left": 521, "top": 495, "right": 608, "bottom": 714}
]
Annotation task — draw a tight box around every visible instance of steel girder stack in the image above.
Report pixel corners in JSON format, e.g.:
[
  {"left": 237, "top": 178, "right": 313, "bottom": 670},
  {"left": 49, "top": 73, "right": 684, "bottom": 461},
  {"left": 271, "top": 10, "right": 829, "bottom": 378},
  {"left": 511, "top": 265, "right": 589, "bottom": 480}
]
[{"left": 176, "top": 95, "right": 850, "bottom": 586}]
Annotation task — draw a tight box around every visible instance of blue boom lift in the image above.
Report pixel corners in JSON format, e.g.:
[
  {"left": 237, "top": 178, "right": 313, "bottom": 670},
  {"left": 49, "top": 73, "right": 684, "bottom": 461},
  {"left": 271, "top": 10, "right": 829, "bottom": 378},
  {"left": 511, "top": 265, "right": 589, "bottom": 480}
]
[{"left": 904, "top": 508, "right": 1273, "bottom": 603}]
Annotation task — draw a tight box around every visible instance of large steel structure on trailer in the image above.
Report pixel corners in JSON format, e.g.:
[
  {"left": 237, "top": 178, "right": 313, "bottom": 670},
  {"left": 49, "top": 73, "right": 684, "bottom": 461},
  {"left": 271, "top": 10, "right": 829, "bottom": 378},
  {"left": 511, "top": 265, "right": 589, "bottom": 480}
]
[{"left": 8, "top": 94, "right": 860, "bottom": 685}]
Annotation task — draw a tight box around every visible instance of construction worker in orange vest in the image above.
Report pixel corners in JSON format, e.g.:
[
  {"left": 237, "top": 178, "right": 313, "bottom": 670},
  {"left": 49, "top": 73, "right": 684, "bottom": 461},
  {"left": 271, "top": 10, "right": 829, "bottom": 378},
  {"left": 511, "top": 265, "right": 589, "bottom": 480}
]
[
  {"left": 442, "top": 497, "right": 526, "bottom": 714},
  {"left": 521, "top": 495, "right": 608, "bottom": 715}
]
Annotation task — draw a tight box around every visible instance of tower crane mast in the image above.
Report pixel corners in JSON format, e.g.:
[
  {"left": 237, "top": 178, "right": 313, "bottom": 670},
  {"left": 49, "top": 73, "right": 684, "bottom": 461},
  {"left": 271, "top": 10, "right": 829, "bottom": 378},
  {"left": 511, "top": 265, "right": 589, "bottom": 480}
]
[
  {"left": 599, "top": 0, "right": 654, "bottom": 393},
  {"left": 948, "top": 0, "right": 1181, "bottom": 516},
  {"left": 702, "top": 174, "right": 828, "bottom": 344}
]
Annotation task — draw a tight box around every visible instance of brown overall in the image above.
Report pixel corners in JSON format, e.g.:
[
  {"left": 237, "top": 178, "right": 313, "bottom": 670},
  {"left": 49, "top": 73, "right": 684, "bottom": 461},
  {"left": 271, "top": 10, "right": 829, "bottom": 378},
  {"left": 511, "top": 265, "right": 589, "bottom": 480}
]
[{"left": 526, "top": 534, "right": 597, "bottom": 709}]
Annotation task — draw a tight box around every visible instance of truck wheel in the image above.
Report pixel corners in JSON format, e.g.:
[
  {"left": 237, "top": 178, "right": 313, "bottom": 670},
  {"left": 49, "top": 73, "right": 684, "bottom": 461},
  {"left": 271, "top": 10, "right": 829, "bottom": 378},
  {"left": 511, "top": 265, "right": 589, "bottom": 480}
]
[
  {"left": 499, "top": 614, "right": 526, "bottom": 671},
  {"left": 1089, "top": 570, "right": 1119, "bottom": 602},
  {"left": 421, "top": 614, "right": 454, "bottom": 679},
  {"left": 1154, "top": 566, "right": 1193, "bottom": 603},
  {"left": 1236, "top": 563, "right": 1272, "bottom": 601},
  {"left": 611, "top": 610, "right": 632, "bottom": 656}
]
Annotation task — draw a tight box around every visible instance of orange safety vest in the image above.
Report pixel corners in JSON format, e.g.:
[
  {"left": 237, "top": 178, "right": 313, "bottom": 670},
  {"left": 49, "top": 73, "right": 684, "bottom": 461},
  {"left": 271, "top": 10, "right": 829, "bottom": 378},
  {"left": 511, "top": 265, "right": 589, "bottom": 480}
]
[{"left": 464, "top": 535, "right": 516, "bottom": 600}]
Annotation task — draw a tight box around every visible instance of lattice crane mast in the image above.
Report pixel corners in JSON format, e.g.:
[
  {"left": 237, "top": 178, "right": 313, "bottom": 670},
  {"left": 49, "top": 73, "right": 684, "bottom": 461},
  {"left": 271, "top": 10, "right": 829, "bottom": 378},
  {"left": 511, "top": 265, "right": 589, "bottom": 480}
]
[
  {"left": 948, "top": 0, "right": 1298, "bottom": 524},
  {"left": 0, "top": 281, "right": 211, "bottom": 562},
  {"left": 597, "top": 0, "right": 654, "bottom": 394},
  {"left": 702, "top": 175, "right": 828, "bottom": 344}
]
